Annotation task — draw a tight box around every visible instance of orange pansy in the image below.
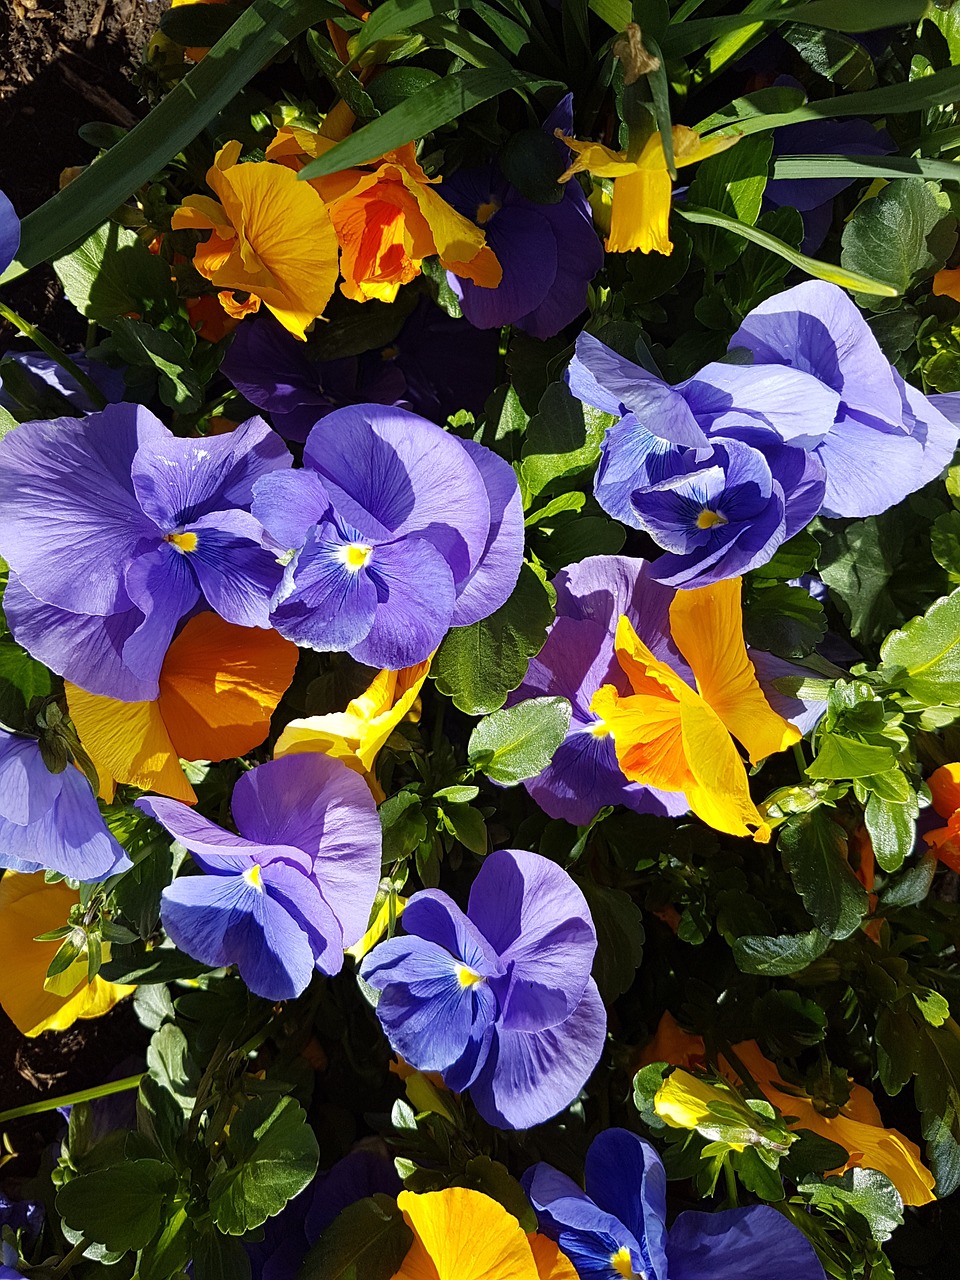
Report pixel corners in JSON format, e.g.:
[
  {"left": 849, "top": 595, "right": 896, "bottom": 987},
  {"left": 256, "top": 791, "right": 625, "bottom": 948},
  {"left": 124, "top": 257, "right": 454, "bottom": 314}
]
[
  {"left": 66, "top": 612, "right": 298, "bottom": 805},
  {"left": 171, "top": 141, "right": 339, "bottom": 340},
  {"left": 924, "top": 762, "right": 960, "bottom": 871}
]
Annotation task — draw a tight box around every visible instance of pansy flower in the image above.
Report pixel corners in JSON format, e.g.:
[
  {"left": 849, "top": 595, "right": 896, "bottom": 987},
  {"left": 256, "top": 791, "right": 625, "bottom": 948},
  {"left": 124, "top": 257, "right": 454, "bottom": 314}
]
[
  {"left": 0, "top": 872, "right": 135, "bottom": 1036},
  {"left": 172, "top": 141, "right": 340, "bottom": 340},
  {"left": 392, "top": 1188, "right": 578, "bottom": 1280},
  {"left": 923, "top": 762, "right": 960, "bottom": 871},
  {"left": 0, "top": 404, "right": 291, "bottom": 700},
  {"left": 0, "top": 184, "right": 18, "bottom": 274},
  {"left": 441, "top": 95, "right": 603, "bottom": 339},
  {"left": 66, "top": 612, "right": 299, "bottom": 804},
  {"left": 219, "top": 297, "right": 500, "bottom": 443},
  {"left": 0, "top": 729, "right": 130, "bottom": 881},
  {"left": 267, "top": 126, "right": 500, "bottom": 304},
  {"left": 138, "top": 753, "right": 382, "bottom": 1000},
  {"left": 275, "top": 657, "right": 430, "bottom": 802},
  {"left": 590, "top": 577, "right": 801, "bottom": 841},
  {"left": 524, "top": 1128, "right": 826, "bottom": 1280},
  {"left": 361, "top": 848, "right": 606, "bottom": 1129},
  {"left": 558, "top": 126, "right": 738, "bottom": 254},
  {"left": 252, "top": 404, "right": 524, "bottom": 668}
]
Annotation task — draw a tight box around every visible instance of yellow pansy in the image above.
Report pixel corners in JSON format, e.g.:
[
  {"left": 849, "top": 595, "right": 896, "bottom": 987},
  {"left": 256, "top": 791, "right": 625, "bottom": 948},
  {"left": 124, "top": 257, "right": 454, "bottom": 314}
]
[
  {"left": 171, "top": 141, "right": 340, "bottom": 339},
  {"left": 275, "top": 658, "right": 430, "bottom": 802},
  {"left": 559, "top": 126, "right": 738, "bottom": 254},
  {"left": 0, "top": 873, "right": 134, "bottom": 1037},
  {"left": 391, "top": 1188, "right": 577, "bottom": 1280},
  {"left": 67, "top": 613, "right": 299, "bottom": 805},
  {"left": 590, "top": 578, "right": 798, "bottom": 841}
]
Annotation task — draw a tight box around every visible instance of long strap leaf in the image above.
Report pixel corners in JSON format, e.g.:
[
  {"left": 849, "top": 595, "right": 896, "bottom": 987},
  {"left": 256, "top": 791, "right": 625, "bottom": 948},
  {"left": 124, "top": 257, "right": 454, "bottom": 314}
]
[
  {"left": 677, "top": 204, "right": 899, "bottom": 296},
  {"left": 1, "top": 0, "right": 325, "bottom": 283},
  {"left": 772, "top": 154, "right": 960, "bottom": 183}
]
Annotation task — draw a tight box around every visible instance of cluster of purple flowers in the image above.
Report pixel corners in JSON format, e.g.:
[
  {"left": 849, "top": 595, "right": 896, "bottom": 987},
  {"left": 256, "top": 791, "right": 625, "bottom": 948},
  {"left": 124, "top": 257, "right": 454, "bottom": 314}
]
[{"left": 573, "top": 281, "right": 960, "bottom": 587}]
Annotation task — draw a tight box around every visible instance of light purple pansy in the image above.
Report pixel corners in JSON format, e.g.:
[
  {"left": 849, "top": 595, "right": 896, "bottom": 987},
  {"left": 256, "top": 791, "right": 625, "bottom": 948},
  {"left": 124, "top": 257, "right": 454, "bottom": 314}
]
[
  {"left": 0, "top": 186, "right": 18, "bottom": 277},
  {"left": 252, "top": 404, "right": 524, "bottom": 669},
  {"left": 0, "top": 728, "right": 130, "bottom": 881},
  {"left": 509, "top": 555, "right": 820, "bottom": 827},
  {"left": 524, "top": 1128, "right": 826, "bottom": 1280},
  {"left": 443, "top": 95, "right": 603, "bottom": 340},
  {"left": 0, "top": 404, "right": 291, "bottom": 700},
  {"left": 137, "top": 753, "right": 382, "bottom": 1002},
  {"left": 360, "top": 848, "right": 606, "bottom": 1130}
]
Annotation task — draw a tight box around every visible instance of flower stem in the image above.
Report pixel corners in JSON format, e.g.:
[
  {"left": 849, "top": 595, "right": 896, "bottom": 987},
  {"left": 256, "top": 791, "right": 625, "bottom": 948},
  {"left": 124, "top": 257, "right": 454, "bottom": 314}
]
[
  {"left": 0, "top": 299, "right": 108, "bottom": 410},
  {"left": 50, "top": 1237, "right": 90, "bottom": 1278},
  {"left": 723, "top": 1158, "right": 739, "bottom": 1209}
]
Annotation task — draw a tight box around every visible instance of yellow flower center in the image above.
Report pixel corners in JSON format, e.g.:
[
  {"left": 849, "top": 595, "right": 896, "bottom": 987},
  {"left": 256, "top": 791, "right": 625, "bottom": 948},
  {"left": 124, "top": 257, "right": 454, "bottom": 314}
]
[
  {"left": 590, "top": 718, "right": 612, "bottom": 738},
  {"left": 696, "top": 508, "right": 727, "bottom": 530},
  {"left": 457, "top": 965, "right": 483, "bottom": 989},
  {"left": 338, "top": 542, "right": 374, "bottom": 571},
  {"left": 165, "top": 530, "right": 199, "bottom": 553},
  {"left": 243, "top": 864, "right": 264, "bottom": 890},
  {"left": 476, "top": 199, "right": 501, "bottom": 225},
  {"left": 610, "top": 1248, "right": 640, "bottom": 1278}
]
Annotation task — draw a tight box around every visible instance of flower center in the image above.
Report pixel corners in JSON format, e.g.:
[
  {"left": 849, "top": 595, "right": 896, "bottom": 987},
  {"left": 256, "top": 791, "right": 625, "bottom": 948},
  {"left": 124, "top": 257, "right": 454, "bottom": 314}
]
[
  {"left": 696, "top": 508, "right": 727, "bottom": 530},
  {"left": 589, "top": 718, "right": 612, "bottom": 739},
  {"left": 457, "top": 965, "right": 483, "bottom": 989},
  {"left": 610, "top": 1248, "right": 642, "bottom": 1279},
  {"left": 476, "top": 198, "right": 501, "bottom": 225},
  {"left": 243, "top": 864, "right": 264, "bottom": 890},
  {"left": 338, "top": 542, "right": 374, "bottom": 571},
  {"left": 165, "top": 530, "right": 198, "bottom": 553}
]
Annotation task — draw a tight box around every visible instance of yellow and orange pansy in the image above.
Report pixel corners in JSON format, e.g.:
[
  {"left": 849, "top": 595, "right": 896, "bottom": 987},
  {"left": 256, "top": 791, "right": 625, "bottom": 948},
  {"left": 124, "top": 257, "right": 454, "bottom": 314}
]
[
  {"left": 0, "top": 872, "right": 134, "bottom": 1037},
  {"left": 391, "top": 1188, "right": 577, "bottom": 1280},
  {"left": 171, "top": 140, "right": 340, "bottom": 339},
  {"left": 66, "top": 612, "right": 299, "bottom": 805},
  {"left": 267, "top": 125, "right": 501, "bottom": 304},
  {"left": 590, "top": 578, "right": 798, "bottom": 841},
  {"left": 274, "top": 657, "right": 430, "bottom": 802},
  {"left": 559, "top": 126, "right": 738, "bottom": 255},
  {"left": 924, "top": 762, "right": 960, "bottom": 872}
]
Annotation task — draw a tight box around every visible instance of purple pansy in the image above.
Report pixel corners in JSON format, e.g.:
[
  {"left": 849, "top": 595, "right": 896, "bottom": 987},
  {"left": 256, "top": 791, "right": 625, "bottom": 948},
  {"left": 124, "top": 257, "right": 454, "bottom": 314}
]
[
  {"left": 0, "top": 729, "right": 130, "bottom": 881},
  {"left": 510, "top": 555, "right": 821, "bottom": 826},
  {"left": 0, "top": 352, "right": 127, "bottom": 417},
  {"left": 0, "top": 404, "right": 291, "bottom": 699},
  {"left": 360, "top": 848, "right": 606, "bottom": 1129},
  {"left": 220, "top": 297, "right": 500, "bottom": 442},
  {"left": 246, "top": 1148, "right": 400, "bottom": 1279},
  {"left": 765, "top": 116, "right": 894, "bottom": 253},
  {"left": 0, "top": 186, "right": 18, "bottom": 276},
  {"left": 524, "top": 1128, "right": 826, "bottom": 1280},
  {"left": 138, "top": 754, "right": 381, "bottom": 1001},
  {"left": 443, "top": 95, "right": 603, "bottom": 339},
  {"left": 252, "top": 404, "right": 524, "bottom": 668}
]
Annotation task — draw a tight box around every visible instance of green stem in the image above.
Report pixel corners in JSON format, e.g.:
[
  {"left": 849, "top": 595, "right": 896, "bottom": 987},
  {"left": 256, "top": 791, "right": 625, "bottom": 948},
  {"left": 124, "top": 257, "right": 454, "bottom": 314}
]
[
  {"left": 50, "top": 1237, "right": 90, "bottom": 1278},
  {"left": 0, "top": 299, "right": 108, "bottom": 410},
  {"left": 723, "top": 1157, "right": 739, "bottom": 1209},
  {"left": 0, "top": 1073, "right": 143, "bottom": 1124},
  {"left": 792, "top": 741, "right": 808, "bottom": 780}
]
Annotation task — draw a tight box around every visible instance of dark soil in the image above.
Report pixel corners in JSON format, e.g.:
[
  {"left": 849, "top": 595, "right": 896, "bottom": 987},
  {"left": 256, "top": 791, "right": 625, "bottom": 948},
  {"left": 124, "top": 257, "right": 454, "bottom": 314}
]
[{"left": 0, "top": 0, "right": 162, "bottom": 345}]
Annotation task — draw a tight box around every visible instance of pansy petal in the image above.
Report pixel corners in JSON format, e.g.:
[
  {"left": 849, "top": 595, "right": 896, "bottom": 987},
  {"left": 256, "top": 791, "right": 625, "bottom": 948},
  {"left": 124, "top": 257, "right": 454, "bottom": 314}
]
[
  {"left": 184, "top": 510, "right": 283, "bottom": 627},
  {"left": 270, "top": 521, "right": 378, "bottom": 652},
  {"left": 0, "top": 731, "right": 63, "bottom": 825},
  {"left": 401, "top": 889, "right": 503, "bottom": 976},
  {"left": 0, "top": 767, "right": 130, "bottom": 881},
  {"left": 137, "top": 796, "right": 305, "bottom": 872},
  {"left": 0, "top": 404, "right": 159, "bottom": 615},
  {"left": 260, "top": 860, "right": 344, "bottom": 975},
  {"left": 584, "top": 1131, "right": 669, "bottom": 1280},
  {"left": 351, "top": 535, "right": 456, "bottom": 669},
  {"left": 394, "top": 1189, "right": 539, "bottom": 1280},
  {"left": 470, "top": 976, "right": 606, "bottom": 1129},
  {"left": 251, "top": 468, "right": 333, "bottom": 549},
  {"left": 467, "top": 849, "right": 596, "bottom": 1032},
  {"left": 668, "top": 578, "right": 799, "bottom": 763},
  {"left": 683, "top": 362, "right": 839, "bottom": 448},
  {"left": 0, "top": 186, "right": 19, "bottom": 276},
  {"left": 449, "top": 440, "right": 524, "bottom": 627},
  {"left": 121, "top": 542, "right": 201, "bottom": 686},
  {"left": 816, "top": 409, "right": 926, "bottom": 519},
  {"left": 130, "top": 415, "right": 291, "bottom": 527},
  {"left": 452, "top": 206, "right": 557, "bottom": 329},
  {"left": 667, "top": 1206, "right": 826, "bottom": 1280}
]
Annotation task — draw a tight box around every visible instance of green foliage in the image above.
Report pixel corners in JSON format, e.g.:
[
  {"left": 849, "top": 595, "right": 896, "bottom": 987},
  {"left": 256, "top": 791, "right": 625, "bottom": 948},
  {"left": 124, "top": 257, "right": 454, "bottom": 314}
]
[
  {"left": 298, "top": 1195, "right": 413, "bottom": 1280},
  {"left": 841, "top": 180, "right": 958, "bottom": 307},
  {"left": 779, "top": 811, "right": 869, "bottom": 939},
  {"left": 468, "top": 696, "right": 571, "bottom": 783},
  {"left": 881, "top": 585, "right": 960, "bottom": 706},
  {"left": 56, "top": 1160, "right": 179, "bottom": 1252}
]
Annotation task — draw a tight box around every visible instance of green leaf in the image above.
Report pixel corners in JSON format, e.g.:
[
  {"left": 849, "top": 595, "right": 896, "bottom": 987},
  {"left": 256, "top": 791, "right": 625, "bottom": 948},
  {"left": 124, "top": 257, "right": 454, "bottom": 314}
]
[
  {"left": 875, "top": 1002, "right": 921, "bottom": 1095},
  {"left": 499, "top": 128, "right": 565, "bottom": 205},
  {"left": 432, "top": 564, "right": 554, "bottom": 715},
  {"left": 521, "top": 381, "right": 613, "bottom": 498},
  {"left": 782, "top": 23, "right": 876, "bottom": 89},
  {"left": 864, "top": 789, "right": 919, "bottom": 874},
  {"left": 108, "top": 318, "right": 203, "bottom": 413},
  {"left": 841, "top": 180, "right": 958, "bottom": 305},
  {"left": 916, "top": 1019, "right": 960, "bottom": 1194},
  {"left": 192, "top": 1229, "right": 253, "bottom": 1280},
  {"left": 799, "top": 1169, "right": 904, "bottom": 1242},
  {"left": 306, "top": 29, "right": 379, "bottom": 120},
  {"left": 880, "top": 586, "right": 960, "bottom": 704},
  {"left": 3, "top": 0, "right": 325, "bottom": 280},
  {"left": 779, "top": 810, "right": 869, "bottom": 939},
  {"left": 806, "top": 733, "right": 897, "bottom": 779},
  {"left": 468, "top": 696, "right": 571, "bottom": 784},
  {"left": 687, "top": 135, "right": 773, "bottom": 270},
  {"left": 353, "top": 0, "right": 473, "bottom": 53},
  {"left": 56, "top": 1159, "right": 177, "bottom": 1252},
  {"left": 440, "top": 801, "right": 488, "bottom": 854},
  {"left": 138, "top": 1202, "right": 193, "bottom": 1280},
  {"left": 577, "top": 879, "right": 645, "bottom": 1001},
  {"left": 773, "top": 154, "right": 960, "bottom": 184},
  {"left": 298, "top": 1194, "right": 413, "bottom": 1280},
  {"left": 366, "top": 66, "right": 441, "bottom": 112},
  {"left": 209, "top": 1096, "right": 319, "bottom": 1235},
  {"left": 161, "top": 2, "right": 248, "bottom": 45},
  {"left": 0, "top": 637, "right": 54, "bottom": 731},
  {"left": 677, "top": 205, "right": 899, "bottom": 296},
  {"left": 732, "top": 928, "right": 832, "bottom": 976},
  {"left": 299, "top": 67, "right": 542, "bottom": 179},
  {"left": 742, "top": 581, "right": 826, "bottom": 659},
  {"left": 53, "top": 221, "right": 177, "bottom": 324},
  {"left": 931, "top": 508, "right": 960, "bottom": 579},
  {"left": 380, "top": 790, "right": 429, "bottom": 861},
  {"left": 458, "top": 1157, "right": 537, "bottom": 1231}
]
